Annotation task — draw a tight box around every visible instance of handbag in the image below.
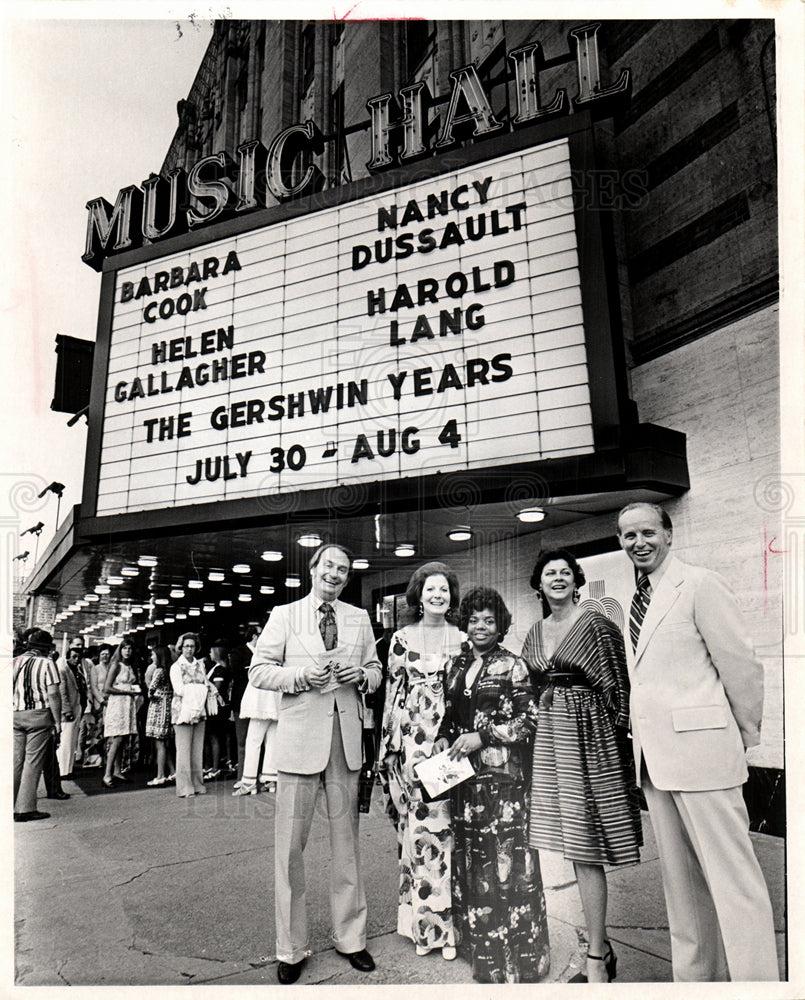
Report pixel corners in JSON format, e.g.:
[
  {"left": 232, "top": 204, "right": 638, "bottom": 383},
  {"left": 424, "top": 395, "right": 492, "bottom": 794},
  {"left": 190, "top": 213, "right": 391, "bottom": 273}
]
[
  {"left": 177, "top": 682, "right": 207, "bottom": 724},
  {"left": 206, "top": 686, "right": 220, "bottom": 716}
]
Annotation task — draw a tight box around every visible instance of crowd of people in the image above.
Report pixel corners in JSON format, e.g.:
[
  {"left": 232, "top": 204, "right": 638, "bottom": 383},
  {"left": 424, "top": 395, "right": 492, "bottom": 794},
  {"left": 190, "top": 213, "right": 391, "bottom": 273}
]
[
  {"left": 13, "top": 503, "right": 780, "bottom": 985},
  {"left": 11, "top": 625, "right": 279, "bottom": 813}
]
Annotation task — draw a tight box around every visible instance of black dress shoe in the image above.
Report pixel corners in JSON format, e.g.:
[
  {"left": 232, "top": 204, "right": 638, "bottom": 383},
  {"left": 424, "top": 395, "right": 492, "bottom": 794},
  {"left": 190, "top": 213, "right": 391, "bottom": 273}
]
[
  {"left": 14, "top": 811, "right": 51, "bottom": 822},
  {"left": 277, "top": 960, "right": 304, "bottom": 984},
  {"left": 47, "top": 791, "right": 71, "bottom": 800},
  {"left": 337, "top": 948, "right": 375, "bottom": 972}
]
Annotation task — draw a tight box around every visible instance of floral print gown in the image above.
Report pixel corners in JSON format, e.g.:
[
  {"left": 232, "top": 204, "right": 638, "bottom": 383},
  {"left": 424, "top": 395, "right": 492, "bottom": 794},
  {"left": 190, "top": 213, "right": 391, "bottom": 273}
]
[
  {"left": 379, "top": 624, "right": 463, "bottom": 952},
  {"left": 442, "top": 643, "right": 551, "bottom": 983}
]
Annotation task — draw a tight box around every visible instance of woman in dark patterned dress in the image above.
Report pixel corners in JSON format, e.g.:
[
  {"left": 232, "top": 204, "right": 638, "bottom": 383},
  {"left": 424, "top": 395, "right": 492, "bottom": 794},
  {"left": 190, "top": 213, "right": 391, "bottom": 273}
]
[
  {"left": 523, "top": 549, "right": 642, "bottom": 984},
  {"left": 379, "top": 562, "right": 464, "bottom": 959},
  {"left": 443, "top": 586, "right": 550, "bottom": 983},
  {"left": 145, "top": 646, "right": 174, "bottom": 786}
]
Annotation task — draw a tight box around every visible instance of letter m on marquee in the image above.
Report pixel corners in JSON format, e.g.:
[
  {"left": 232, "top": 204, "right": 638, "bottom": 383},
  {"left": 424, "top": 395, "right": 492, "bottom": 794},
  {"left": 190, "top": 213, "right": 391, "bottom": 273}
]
[{"left": 82, "top": 185, "right": 144, "bottom": 271}]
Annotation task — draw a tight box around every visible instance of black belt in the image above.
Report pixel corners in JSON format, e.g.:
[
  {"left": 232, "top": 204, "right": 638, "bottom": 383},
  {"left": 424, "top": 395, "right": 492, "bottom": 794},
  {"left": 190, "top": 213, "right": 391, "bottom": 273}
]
[{"left": 544, "top": 671, "right": 587, "bottom": 687}]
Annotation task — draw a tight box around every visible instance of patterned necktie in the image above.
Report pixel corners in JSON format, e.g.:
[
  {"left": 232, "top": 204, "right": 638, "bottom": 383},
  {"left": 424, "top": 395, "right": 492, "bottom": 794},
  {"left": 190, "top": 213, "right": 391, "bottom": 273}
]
[
  {"left": 629, "top": 575, "right": 652, "bottom": 651},
  {"left": 319, "top": 603, "right": 337, "bottom": 650}
]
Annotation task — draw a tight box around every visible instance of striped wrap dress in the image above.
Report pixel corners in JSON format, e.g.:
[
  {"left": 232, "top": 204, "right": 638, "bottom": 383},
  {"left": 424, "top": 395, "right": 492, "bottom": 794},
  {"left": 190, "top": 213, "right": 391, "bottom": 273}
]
[{"left": 522, "top": 610, "right": 642, "bottom": 865}]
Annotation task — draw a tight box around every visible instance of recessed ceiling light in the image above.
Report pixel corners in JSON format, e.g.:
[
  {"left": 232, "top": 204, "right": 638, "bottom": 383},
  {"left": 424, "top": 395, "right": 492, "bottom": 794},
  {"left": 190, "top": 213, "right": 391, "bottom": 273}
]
[
  {"left": 232, "top": 563, "right": 250, "bottom": 574},
  {"left": 188, "top": 608, "right": 201, "bottom": 617},
  {"left": 188, "top": 579, "right": 203, "bottom": 589},
  {"left": 285, "top": 574, "right": 301, "bottom": 588},
  {"left": 208, "top": 569, "right": 225, "bottom": 582},
  {"left": 176, "top": 612, "right": 187, "bottom": 620},
  {"left": 131, "top": 605, "right": 143, "bottom": 614},
  {"left": 121, "top": 565, "right": 139, "bottom": 577},
  {"left": 169, "top": 588, "right": 185, "bottom": 599},
  {"left": 353, "top": 558, "right": 369, "bottom": 570},
  {"left": 261, "top": 550, "right": 283, "bottom": 562},
  {"left": 85, "top": 593, "right": 99, "bottom": 602},
  {"left": 394, "top": 543, "right": 415, "bottom": 557},
  {"left": 238, "top": 593, "right": 252, "bottom": 602},
  {"left": 164, "top": 616, "right": 175, "bottom": 623},
  {"left": 219, "top": 599, "right": 233, "bottom": 608},
  {"left": 95, "top": 583, "right": 110, "bottom": 594},
  {"left": 107, "top": 575, "right": 124, "bottom": 585},
  {"left": 517, "top": 507, "right": 546, "bottom": 523},
  {"left": 297, "top": 533, "right": 322, "bottom": 548},
  {"left": 447, "top": 526, "right": 472, "bottom": 542},
  {"left": 154, "top": 597, "right": 169, "bottom": 605},
  {"left": 138, "top": 555, "right": 158, "bottom": 567},
  {"left": 203, "top": 603, "right": 215, "bottom": 613},
  {"left": 260, "top": 584, "right": 275, "bottom": 595}
]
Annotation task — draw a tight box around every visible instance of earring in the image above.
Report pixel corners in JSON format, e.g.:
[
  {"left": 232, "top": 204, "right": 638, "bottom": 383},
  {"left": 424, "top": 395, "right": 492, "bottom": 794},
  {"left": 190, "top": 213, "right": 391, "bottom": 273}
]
[
  {"left": 418, "top": 603, "right": 424, "bottom": 618},
  {"left": 573, "top": 589, "right": 581, "bottom": 604}
]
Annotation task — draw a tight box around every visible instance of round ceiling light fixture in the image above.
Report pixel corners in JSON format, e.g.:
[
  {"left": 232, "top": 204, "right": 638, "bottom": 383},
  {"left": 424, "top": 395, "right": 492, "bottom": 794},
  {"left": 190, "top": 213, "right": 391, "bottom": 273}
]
[
  {"left": 352, "top": 558, "right": 370, "bottom": 570},
  {"left": 232, "top": 563, "right": 250, "bottom": 574},
  {"left": 188, "top": 579, "right": 203, "bottom": 589},
  {"left": 208, "top": 569, "right": 225, "bottom": 582},
  {"left": 297, "top": 533, "right": 322, "bottom": 548},
  {"left": 394, "top": 543, "right": 415, "bottom": 558},
  {"left": 138, "top": 555, "right": 158, "bottom": 567},
  {"left": 516, "top": 507, "right": 546, "bottom": 523},
  {"left": 260, "top": 584, "right": 275, "bottom": 595},
  {"left": 261, "top": 550, "right": 283, "bottom": 562},
  {"left": 285, "top": 574, "right": 301, "bottom": 588},
  {"left": 447, "top": 526, "right": 473, "bottom": 542}
]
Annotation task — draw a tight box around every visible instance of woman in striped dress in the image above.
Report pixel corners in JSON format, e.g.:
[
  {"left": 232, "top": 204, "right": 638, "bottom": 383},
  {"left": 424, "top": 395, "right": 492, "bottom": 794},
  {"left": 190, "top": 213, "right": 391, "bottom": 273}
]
[{"left": 522, "top": 549, "right": 641, "bottom": 984}]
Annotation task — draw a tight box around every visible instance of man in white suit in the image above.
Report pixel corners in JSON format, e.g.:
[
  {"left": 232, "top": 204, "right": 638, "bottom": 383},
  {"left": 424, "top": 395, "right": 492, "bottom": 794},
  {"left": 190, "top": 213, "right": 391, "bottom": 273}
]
[
  {"left": 249, "top": 543, "right": 382, "bottom": 984},
  {"left": 617, "top": 502, "right": 778, "bottom": 982}
]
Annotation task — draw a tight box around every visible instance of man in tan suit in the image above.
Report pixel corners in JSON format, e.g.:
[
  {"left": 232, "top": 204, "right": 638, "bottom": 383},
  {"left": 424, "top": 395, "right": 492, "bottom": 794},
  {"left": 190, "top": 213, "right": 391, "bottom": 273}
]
[
  {"left": 617, "top": 502, "right": 778, "bottom": 982},
  {"left": 250, "top": 543, "right": 382, "bottom": 984}
]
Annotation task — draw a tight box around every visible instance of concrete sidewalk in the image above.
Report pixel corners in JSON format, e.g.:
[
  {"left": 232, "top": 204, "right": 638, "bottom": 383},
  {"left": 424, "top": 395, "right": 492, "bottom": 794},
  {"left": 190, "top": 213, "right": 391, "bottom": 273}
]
[{"left": 13, "top": 768, "right": 786, "bottom": 986}]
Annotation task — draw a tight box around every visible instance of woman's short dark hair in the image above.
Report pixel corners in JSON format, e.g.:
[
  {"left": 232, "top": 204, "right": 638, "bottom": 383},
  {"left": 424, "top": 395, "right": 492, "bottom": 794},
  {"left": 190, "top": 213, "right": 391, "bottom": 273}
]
[
  {"left": 458, "top": 586, "right": 512, "bottom": 637},
  {"left": 530, "top": 548, "right": 586, "bottom": 599},
  {"left": 405, "top": 561, "right": 460, "bottom": 616}
]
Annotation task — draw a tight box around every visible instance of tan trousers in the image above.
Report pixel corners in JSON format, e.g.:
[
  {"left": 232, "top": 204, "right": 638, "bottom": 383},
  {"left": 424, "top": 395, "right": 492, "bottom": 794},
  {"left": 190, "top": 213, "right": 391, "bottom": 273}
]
[
  {"left": 274, "top": 713, "right": 366, "bottom": 963},
  {"left": 643, "top": 774, "right": 779, "bottom": 981}
]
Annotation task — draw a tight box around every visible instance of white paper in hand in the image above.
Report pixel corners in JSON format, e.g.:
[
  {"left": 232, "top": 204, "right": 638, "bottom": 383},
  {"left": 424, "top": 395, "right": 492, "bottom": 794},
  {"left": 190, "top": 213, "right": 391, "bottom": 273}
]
[
  {"left": 319, "top": 646, "right": 348, "bottom": 693},
  {"left": 414, "top": 748, "right": 474, "bottom": 798}
]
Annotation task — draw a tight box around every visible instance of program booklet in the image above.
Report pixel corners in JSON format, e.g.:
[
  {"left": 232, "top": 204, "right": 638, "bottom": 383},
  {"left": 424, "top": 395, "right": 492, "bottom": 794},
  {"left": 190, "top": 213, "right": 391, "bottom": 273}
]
[{"left": 414, "top": 748, "right": 475, "bottom": 799}]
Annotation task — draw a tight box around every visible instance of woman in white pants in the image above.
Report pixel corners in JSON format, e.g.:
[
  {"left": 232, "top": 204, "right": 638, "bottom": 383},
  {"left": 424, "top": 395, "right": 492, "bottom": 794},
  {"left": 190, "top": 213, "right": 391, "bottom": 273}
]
[{"left": 233, "top": 680, "right": 278, "bottom": 795}]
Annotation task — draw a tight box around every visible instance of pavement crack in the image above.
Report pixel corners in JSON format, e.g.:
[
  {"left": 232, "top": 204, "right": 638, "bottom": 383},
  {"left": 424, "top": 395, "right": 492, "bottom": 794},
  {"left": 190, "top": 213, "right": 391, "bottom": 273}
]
[{"left": 110, "top": 845, "right": 261, "bottom": 888}]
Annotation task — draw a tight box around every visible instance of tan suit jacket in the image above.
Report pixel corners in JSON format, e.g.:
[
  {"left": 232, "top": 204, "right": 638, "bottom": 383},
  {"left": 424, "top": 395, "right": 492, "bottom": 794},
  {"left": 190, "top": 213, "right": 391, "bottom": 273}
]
[
  {"left": 249, "top": 593, "right": 381, "bottom": 774},
  {"left": 626, "top": 555, "right": 763, "bottom": 791}
]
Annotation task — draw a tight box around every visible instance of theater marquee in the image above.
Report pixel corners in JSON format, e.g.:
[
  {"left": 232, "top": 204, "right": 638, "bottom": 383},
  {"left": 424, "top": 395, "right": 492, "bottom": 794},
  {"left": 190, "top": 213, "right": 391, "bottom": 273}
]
[{"left": 93, "top": 137, "right": 595, "bottom": 516}]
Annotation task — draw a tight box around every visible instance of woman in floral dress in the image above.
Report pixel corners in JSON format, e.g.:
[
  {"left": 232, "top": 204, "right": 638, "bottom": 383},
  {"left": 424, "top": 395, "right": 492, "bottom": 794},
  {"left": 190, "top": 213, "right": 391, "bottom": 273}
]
[
  {"left": 380, "top": 562, "right": 464, "bottom": 959},
  {"left": 442, "top": 586, "right": 550, "bottom": 983},
  {"left": 145, "top": 646, "right": 174, "bottom": 786}
]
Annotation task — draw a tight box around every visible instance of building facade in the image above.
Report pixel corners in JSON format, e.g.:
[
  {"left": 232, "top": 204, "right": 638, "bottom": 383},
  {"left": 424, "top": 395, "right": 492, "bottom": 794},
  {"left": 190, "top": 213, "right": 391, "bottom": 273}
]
[{"left": 28, "top": 19, "right": 782, "bottom": 828}]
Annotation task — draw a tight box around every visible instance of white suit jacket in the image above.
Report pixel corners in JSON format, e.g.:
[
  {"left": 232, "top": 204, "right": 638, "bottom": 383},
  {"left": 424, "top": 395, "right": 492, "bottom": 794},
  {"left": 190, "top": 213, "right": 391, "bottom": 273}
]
[
  {"left": 249, "top": 593, "right": 381, "bottom": 774},
  {"left": 626, "top": 555, "right": 763, "bottom": 792}
]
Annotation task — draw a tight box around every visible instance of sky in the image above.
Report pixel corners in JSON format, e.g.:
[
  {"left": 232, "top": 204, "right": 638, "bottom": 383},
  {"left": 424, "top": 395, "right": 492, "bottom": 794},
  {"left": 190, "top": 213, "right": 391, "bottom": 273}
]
[{"left": 2, "top": 13, "right": 213, "bottom": 559}]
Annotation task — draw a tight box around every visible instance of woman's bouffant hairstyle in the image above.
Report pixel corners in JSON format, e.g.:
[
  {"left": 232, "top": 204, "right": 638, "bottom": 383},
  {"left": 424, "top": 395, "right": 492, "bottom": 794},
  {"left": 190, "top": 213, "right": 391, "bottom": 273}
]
[
  {"left": 175, "top": 632, "right": 201, "bottom": 656},
  {"left": 458, "top": 586, "right": 512, "bottom": 637},
  {"left": 405, "top": 561, "right": 460, "bottom": 618},
  {"left": 530, "top": 548, "right": 586, "bottom": 613}
]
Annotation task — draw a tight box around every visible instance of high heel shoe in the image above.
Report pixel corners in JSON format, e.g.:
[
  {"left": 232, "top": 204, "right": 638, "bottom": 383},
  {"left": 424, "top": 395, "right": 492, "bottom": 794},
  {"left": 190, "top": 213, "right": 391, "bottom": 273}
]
[
  {"left": 232, "top": 781, "right": 258, "bottom": 796},
  {"left": 603, "top": 941, "right": 617, "bottom": 981},
  {"left": 102, "top": 776, "right": 115, "bottom": 788},
  {"left": 568, "top": 944, "right": 617, "bottom": 983}
]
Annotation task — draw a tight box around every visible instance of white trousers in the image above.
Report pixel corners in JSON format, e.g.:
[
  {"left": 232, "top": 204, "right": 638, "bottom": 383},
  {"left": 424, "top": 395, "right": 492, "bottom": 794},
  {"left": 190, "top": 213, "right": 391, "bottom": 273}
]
[
  {"left": 274, "top": 713, "right": 366, "bottom": 964},
  {"left": 241, "top": 717, "right": 277, "bottom": 782},
  {"left": 643, "top": 774, "right": 779, "bottom": 981}
]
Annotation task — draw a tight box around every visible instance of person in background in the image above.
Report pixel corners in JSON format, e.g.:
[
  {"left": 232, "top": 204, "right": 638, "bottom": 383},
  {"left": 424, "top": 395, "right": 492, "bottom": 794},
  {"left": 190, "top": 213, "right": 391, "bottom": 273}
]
[
  {"left": 229, "top": 625, "right": 261, "bottom": 782},
  {"left": 145, "top": 646, "right": 174, "bottom": 786},
  {"left": 61, "top": 636, "right": 93, "bottom": 770},
  {"left": 13, "top": 630, "right": 62, "bottom": 821},
  {"left": 204, "top": 641, "right": 232, "bottom": 781},
  {"left": 85, "top": 644, "right": 113, "bottom": 768},
  {"left": 617, "top": 502, "right": 778, "bottom": 982},
  {"left": 379, "top": 561, "right": 463, "bottom": 961},
  {"left": 102, "top": 638, "right": 143, "bottom": 788},
  {"left": 42, "top": 646, "right": 70, "bottom": 802},
  {"left": 443, "top": 586, "right": 550, "bottom": 983},
  {"left": 249, "top": 543, "right": 382, "bottom": 984},
  {"left": 170, "top": 632, "right": 210, "bottom": 798},
  {"left": 57, "top": 646, "right": 85, "bottom": 780},
  {"left": 233, "top": 671, "right": 279, "bottom": 796},
  {"left": 523, "top": 548, "right": 641, "bottom": 984}
]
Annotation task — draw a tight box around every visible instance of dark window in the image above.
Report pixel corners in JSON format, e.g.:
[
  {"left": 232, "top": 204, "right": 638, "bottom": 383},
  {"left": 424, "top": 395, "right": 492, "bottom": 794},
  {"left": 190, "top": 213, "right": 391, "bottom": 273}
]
[
  {"left": 302, "top": 24, "right": 316, "bottom": 91},
  {"left": 403, "top": 21, "right": 431, "bottom": 81}
]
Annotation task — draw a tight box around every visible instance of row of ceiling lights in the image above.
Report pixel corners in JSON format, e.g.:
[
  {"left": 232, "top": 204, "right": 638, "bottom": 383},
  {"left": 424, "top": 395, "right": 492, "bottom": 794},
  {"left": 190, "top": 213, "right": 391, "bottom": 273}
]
[{"left": 52, "top": 510, "right": 548, "bottom": 637}]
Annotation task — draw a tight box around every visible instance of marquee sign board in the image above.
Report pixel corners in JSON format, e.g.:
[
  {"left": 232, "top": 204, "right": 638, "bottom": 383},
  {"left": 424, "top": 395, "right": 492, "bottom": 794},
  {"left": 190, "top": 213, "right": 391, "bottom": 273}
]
[{"left": 94, "top": 136, "right": 595, "bottom": 516}]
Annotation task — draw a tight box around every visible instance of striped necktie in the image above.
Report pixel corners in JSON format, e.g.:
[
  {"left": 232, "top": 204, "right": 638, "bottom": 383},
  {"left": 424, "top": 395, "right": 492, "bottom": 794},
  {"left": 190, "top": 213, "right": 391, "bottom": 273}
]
[
  {"left": 319, "top": 603, "right": 337, "bottom": 650},
  {"left": 629, "top": 575, "right": 651, "bottom": 651}
]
